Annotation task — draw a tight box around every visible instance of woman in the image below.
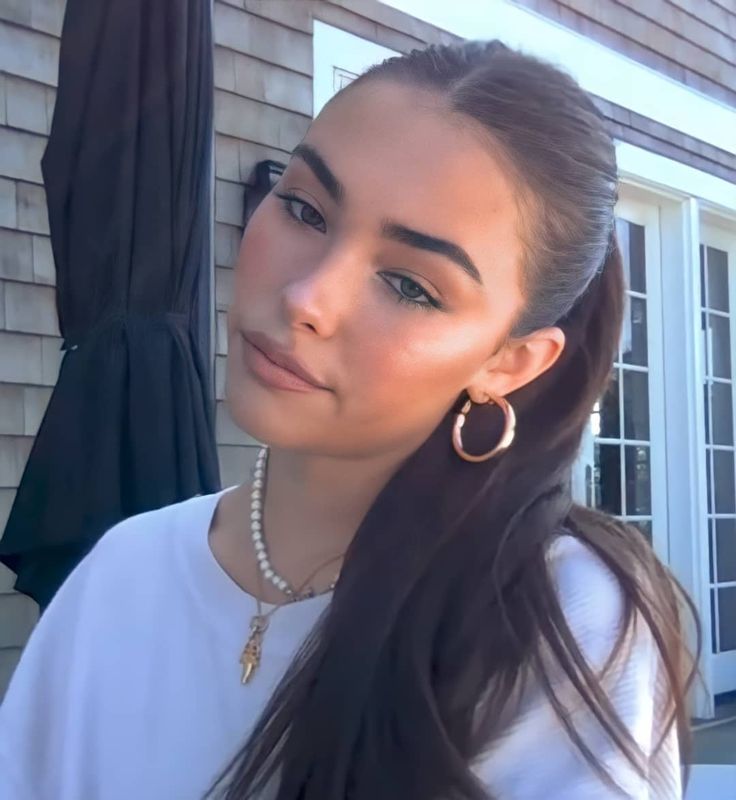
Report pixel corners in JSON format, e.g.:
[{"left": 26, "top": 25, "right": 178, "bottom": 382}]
[{"left": 0, "top": 40, "right": 697, "bottom": 800}]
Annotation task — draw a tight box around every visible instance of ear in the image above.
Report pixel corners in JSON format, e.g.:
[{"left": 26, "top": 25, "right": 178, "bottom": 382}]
[{"left": 466, "top": 327, "right": 566, "bottom": 402}]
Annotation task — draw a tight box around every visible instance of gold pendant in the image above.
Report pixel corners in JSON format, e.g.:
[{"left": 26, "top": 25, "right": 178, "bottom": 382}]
[{"left": 240, "top": 615, "right": 269, "bottom": 684}]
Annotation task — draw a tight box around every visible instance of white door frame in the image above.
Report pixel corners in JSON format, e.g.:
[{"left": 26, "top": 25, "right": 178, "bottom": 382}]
[
  {"left": 572, "top": 194, "right": 668, "bottom": 560},
  {"left": 700, "top": 224, "right": 736, "bottom": 696},
  {"left": 659, "top": 198, "right": 714, "bottom": 718}
]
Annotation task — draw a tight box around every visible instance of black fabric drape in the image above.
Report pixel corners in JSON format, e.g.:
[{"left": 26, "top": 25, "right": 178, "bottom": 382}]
[{"left": 0, "top": 0, "right": 221, "bottom": 609}]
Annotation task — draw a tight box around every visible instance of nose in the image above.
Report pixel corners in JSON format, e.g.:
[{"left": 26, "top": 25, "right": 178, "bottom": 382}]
[{"left": 281, "top": 249, "right": 357, "bottom": 338}]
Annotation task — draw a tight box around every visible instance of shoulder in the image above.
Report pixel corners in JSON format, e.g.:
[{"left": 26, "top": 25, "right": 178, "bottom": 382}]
[
  {"left": 82, "top": 490, "right": 220, "bottom": 574},
  {"left": 0, "top": 491, "right": 224, "bottom": 700},
  {"left": 475, "top": 536, "right": 679, "bottom": 797},
  {"left": 33, "top": 490, "right": 222, "bottom": 617},
  {"left": 546, "top": 535, "right": 624, "bottom": 621},
  {"left": 544, "top": 534, "right": 629, "bottom": 672}
]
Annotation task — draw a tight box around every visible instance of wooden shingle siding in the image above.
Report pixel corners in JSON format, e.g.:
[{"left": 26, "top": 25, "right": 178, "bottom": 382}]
[
  {"left": 243, "top": 0, "right": 313, "bottom": 34},
  {"left": 0, "top": 0, "right": 65, "bottom": 696},
  {"left": 615, "top": 0, "right": 735, "bottom": 62},
  {"left": 320, "top": 0, "right": 458, "bottom": 48},
  {"left": 213, "top": 3, "right": 313, "bottom": 76},
  {"left": 594, "top": 96, "right": 736, "bottom": 183},
  {"left": 667, "top": 0, "right": 736, "bottom": 38},
  {"left": 516, "top": 0, "right": 736, "bottom": 107}
]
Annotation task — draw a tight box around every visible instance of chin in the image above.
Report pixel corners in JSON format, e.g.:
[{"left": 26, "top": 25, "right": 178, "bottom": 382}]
[{"left": 223, "top": 373, "right": 315, "bottom": 452}]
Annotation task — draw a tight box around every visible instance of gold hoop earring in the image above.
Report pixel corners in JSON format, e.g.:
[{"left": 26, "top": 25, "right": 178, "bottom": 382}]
[{"left": 452, "top": 394, "right": 516, "bottom": 463}]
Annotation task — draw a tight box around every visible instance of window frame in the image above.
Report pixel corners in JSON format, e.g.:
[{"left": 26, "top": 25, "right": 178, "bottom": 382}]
[{"left": 700, "top": 223, "right": 736, "bottom": 694}]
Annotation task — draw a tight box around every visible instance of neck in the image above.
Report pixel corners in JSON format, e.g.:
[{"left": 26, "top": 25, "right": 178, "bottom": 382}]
[
  {"left": 261, "top": 445, "right": 408, "bottom": 557},
  {"left": 211, "top": 434, "right": 429, "bottom": 599}
]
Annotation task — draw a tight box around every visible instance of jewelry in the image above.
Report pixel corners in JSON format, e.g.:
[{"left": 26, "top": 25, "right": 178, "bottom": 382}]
[
  {"left": 239, "top": 546, "right": 343, "bottom": 684},
  {"left": 250, "top": 446, "right": 339, "bottom": 601},
  {"left": 240, "top": 446, "right": 342, "bottom": 683},
  {"left": 452, "top": 394, "right": 516, "bottom": 462}
]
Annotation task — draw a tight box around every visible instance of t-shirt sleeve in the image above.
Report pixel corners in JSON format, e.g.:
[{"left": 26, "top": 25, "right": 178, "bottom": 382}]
[
  {"left": 0, "top": 521, "right": 128, "bottom": 800},
  {"left": 472, "top": 535, "right": 682, "bottom": 800}
]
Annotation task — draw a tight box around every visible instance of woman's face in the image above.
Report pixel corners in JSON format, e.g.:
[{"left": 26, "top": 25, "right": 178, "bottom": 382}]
[{"left": 226, "top": 80, "right": 562, "bottom": 458}]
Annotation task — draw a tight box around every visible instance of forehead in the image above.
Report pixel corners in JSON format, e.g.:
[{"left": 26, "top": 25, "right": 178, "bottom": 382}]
[{"left": 292, "top": 81, "right": 524, "bottom": 278}]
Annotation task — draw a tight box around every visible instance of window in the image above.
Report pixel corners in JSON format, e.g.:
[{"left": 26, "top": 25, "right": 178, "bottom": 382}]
[
  {"left": 701, "top": 228, "right": 736, "bottom": 693},
  {"left": 594, "top": 218, "right": 653, "bottom": 540},
  {"left": 579, "top": 198, "right": 667, "bottom": 559}
]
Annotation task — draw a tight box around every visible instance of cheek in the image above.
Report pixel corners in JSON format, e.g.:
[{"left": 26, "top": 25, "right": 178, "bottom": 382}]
[
  {"left": 351, "top": 315, "right": 498, "bottom": 403},
  {"left": 233, "top": 201, "right": 292, "bottom": 299}
]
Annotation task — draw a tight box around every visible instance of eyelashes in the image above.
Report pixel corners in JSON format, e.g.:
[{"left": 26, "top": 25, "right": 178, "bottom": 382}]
[
  {"left": 274, "top": 192, "right": 444, "bottom": 312},
  {"left": 276, "top": 192, "right": 327, "bottom": 234}
]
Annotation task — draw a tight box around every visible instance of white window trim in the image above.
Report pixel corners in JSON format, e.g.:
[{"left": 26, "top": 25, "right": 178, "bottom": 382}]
[
  {"left": 313, "top": 21, "right": 398, "bottom": 117},
  {"left": 616, "top": 143, "right": 736, "bottom": 220}
]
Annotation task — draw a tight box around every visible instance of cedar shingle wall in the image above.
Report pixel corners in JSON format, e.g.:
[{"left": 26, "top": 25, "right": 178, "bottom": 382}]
[
  {"left": 517, "top": 0, "right": 736, "bottom": 107},
  {"left": 0, "top": 0, "right": 65, "bottom": 696}
]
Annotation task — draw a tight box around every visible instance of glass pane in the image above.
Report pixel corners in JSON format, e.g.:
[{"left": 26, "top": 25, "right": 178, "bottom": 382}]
[
  {"left": 710, "top": 314, "right": 732, "bottom": 379},
  {"left": 713, "top": 449, "right": 736, "bottom": 514},
  {"left": 707, "top": 246, "right": 729, "bottom": 313},
  {"left": 622, "top": 296, "right": 648, "bottom": 367},
  {"left": 702, "top": 313, "right": 710, "bottom": 374},
  {"left": 623, "top": 370, "right": 650, "bottom": 440},
  {"left": 599, "top": 371, "right": 620, "bottom": 439},
  {"left": 717, "top": 587, "right": 736, "bottom": 652},
  {"left": 625, "top": 445, "right": 651, "bottom": 516},
  {"left": 711, "top": 589, "right": 718, "bottom": 654},
  {"left": 700, "top": 244, "right": 706, "bottom": 308},
  {"left": 628, "top": 223, "right": 646, "bottom": 294},
  {"left": 707, "top": 452, "right": 713, "bottom": 514},
  {"left": 616, "top": 218, "right": 630, "bottom": 291},
  {"left": 711, "top": 382, "right": 734, "bottom": 446},
  {"left": 704, "top": 383, "right": 711, "bottom": 443},
  {"left": 595, "top": 443, "right": 621, "bottom": 515},
  {"left": 716, "top": 518, "right": 736, "bottom": 583},
  {"left": 630, "top": 519, "right": 652, "bottom": 543},
  {"left": 709, "top": 519, "right": 715, "bottom": 583}
]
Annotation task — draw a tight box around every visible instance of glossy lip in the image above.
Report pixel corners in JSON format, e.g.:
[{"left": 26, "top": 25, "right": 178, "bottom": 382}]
[{"left": 242, "top": 330, "right": 330, "bottom": 392}]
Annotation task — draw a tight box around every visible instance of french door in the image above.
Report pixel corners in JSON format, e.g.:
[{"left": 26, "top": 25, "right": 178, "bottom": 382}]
[
  {"left": 573, "top": 197, "right": 668, "bottom": 561},
  {"left": 701, "top": 225, "right": 736, "bottom": 695}
]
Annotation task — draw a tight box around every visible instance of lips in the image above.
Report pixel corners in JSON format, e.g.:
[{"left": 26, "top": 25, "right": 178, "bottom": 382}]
[{"left": 242, "top": 330, "right": 329, "bottom": 391}]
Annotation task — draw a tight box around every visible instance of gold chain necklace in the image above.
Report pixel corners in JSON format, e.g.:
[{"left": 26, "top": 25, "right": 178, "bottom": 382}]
[
  {"left": 239, "top": 556, "right": 341, "bottom": 684},
  {"left": 239, "top": 448, "right": 343, "bottom": 684}
]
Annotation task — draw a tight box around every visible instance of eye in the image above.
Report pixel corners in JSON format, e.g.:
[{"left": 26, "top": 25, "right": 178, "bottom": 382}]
[
  {"left": 380, "top": 273, "right": 443, "bottom": 311},
  {"left": 275, "top": 193, "right": 442, "bottom": 312},
  {"left": 275, "top": 193, "right": 326, "bottom": 233}
]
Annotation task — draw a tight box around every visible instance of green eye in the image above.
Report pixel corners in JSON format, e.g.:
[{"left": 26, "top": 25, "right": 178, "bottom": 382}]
[
  {"left": 276, "top": 193, "right": 326, "bottom": 233},
  {"left": 380, "top": 273, "right": 442, "bottom": 311}
]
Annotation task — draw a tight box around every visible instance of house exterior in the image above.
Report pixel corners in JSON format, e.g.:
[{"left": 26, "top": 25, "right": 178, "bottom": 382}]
[{"left": 1, "top": 0, "right": 734, "bottom": 791}]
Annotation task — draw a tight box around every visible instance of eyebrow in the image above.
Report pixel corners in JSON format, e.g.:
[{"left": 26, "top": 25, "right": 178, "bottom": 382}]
[{"left": 291, "top": 143, "right": 483, "bottom": 285}]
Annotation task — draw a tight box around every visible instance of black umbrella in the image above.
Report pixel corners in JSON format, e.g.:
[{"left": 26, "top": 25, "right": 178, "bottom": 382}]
[{"left": 0, "top": 0, "right": 220, "bottom": 609}]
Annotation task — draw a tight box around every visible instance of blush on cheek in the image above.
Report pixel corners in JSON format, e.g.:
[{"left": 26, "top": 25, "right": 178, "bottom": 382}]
[
  {"left": 356, "top": 330, "right": 485, "bottom": 403},
  {"left": 238, "top": 225, "right": 271, "bottom": 275},
  {"left": 234, "top": 226, "right": 289, "bottom": 310}
]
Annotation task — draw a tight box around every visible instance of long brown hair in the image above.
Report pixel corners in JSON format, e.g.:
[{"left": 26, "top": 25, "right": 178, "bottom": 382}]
[{"left": 210, "top": 40, "right": 698, "bottom": 800}]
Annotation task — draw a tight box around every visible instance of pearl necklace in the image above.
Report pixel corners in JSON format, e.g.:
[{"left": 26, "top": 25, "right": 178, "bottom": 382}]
[
  {"left": 239, "top": 447, "right": 341, "bottom": 684},
  {"left": 250, "top": 446, "right": 339, "bottom": 601}
]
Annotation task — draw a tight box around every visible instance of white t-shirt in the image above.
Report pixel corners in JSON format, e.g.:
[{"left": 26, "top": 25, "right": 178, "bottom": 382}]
[{"left": 0, "top": 487, "right": 681, "bottom": 799}]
